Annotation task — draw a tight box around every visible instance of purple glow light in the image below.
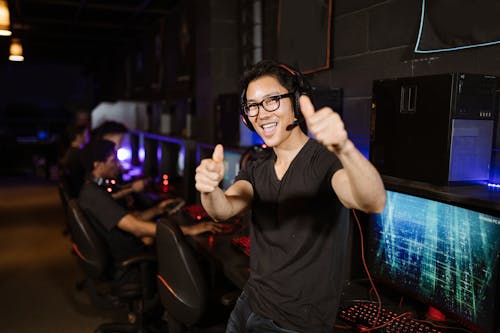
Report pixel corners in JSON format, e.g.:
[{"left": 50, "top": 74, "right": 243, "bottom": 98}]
[
  {"left": 139, "top": 147, "right": 145, "bottom": 163},
  {"left": 157, "top": 145, "right": 162, "bottom": 161},
  {"left": 117, "top": 147, "right": 131, "bottom": 161}
]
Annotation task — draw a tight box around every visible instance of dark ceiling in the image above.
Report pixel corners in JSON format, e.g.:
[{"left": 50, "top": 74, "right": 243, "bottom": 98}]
[{"left": 2, "top": 0, "right": 179, "bottom": 64}]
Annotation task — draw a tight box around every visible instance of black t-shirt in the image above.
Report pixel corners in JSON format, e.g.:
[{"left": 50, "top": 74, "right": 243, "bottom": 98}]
[
  {"left": 60, "top": 147, "right": 85, "bottom": 198},
  {"left": 235, "top": 139, "right": 350, "bottom": 333},
  {"left": 78, "top": 181, "right": 148, "bottom": 261}
]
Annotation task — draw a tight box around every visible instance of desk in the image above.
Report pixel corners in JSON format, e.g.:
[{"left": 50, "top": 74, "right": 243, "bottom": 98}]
[
  {"left": 167, "top": 180, "right": 500, "bottom": 333},
  {"left": 382, "top": 175, "right": 500, "bottom": 216},
  {"left": 168, "top": 213, "right": 250, "bottom": 290}
]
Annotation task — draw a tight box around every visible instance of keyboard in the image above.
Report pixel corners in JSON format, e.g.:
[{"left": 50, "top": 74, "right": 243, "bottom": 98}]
[
  {"left": 232, "top": 236, "right": 250, "bottom": 256},
  {"left": 182, "top": 204, "right": 210, "bottom": 221},
  {"left": 182, "top": 204, "right": 247, "bottom": 235},
  {"left": 337, "top": 302, "right": 443, "bottom": 333}
]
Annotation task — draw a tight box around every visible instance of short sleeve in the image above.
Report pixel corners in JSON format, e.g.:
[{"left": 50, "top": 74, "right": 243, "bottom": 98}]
[{"left": 78, "top": 184, "right": 128, "bottom": 231}]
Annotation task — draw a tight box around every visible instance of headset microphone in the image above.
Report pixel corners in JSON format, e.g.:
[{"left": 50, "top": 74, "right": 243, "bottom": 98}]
[{"left": 286, "top": 119, "right": 300, "bottom": 131}]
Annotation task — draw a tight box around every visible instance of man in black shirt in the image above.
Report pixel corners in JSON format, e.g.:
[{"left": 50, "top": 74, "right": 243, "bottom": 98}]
[
  {"left": 79, "top": 140, "right": 222, "bottom": 262},
  {"left": 88, "top": 120, "right": 150, "bottom": 203},
  {"left": 60, "top": 124, "right": 89, "bottom": 198},
  {"left": 195, "top": 60, "right": 386, "bottom": 332}
]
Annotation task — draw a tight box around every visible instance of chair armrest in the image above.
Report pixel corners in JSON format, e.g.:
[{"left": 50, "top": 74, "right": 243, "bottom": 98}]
[
  {"left": 117, "top": 254, "right": 157, "bottom": 269},
  {"left": 114, "top": 254, "right": 158, "bottom": 299}
]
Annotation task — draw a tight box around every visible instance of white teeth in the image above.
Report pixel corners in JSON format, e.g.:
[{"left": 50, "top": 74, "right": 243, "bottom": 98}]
[{"left": 262, "top": 122, "right": 277, "bottom": 129}]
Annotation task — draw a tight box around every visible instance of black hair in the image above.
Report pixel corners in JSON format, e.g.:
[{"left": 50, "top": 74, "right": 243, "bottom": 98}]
[
  {"left": 91, "top": 121, "right": 129, "bottom": 141},
  {"left": 241, "top": 60, "right": 300, "bottom": 96},
  {"left": 81, "top": 139, "right": 116, "bottom": 174}
]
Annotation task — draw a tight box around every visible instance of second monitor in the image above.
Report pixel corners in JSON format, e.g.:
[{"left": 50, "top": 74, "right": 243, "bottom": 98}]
[{"left": 196, "top": 143, "right": 244, "bottom": 191}]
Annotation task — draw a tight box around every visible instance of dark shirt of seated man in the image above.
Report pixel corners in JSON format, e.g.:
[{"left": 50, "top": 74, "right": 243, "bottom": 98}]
[
  {"left": 60, "top": 124, "right": 89, "bottom": 198},
  {"left": 79, "top": 180, "right": 148, "bottom": 261},
  {"left": 78, "top": 139, "right": 223, "bottom": 262}
]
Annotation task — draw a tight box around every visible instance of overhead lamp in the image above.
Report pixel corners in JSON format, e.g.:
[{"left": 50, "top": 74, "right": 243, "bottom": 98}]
[
  {"left": 0, "top": 0, "right": 11, "bottom": 36},
  {"left": 9, "top": 37, "right": 24, "bottom": 61}
]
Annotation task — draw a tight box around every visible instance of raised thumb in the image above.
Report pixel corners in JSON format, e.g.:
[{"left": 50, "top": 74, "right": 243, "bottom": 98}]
[{"left": 212, "top": 144, "right": 224, "bottom": 163}]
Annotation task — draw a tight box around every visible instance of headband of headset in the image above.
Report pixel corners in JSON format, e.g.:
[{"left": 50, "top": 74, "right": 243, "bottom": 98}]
[{"left": 240, "top": 63, "right": 310, "bottom": 132}]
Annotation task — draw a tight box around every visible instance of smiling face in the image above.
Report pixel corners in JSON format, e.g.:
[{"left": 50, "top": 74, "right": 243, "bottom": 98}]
[{"left": 246, "top": 75, "right": 299, "bottom": 148}]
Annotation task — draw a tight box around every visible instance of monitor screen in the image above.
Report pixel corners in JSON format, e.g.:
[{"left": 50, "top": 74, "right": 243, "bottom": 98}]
[
  {"left": 159, "top": 139, "right": 185, "bottom": 180},
  {"left": 117, "top": 133, "right": 143, "bottom": 181},
  {"left": 221, "top": 149, "right": 243, "bottom": 191},
  {"left": 142, "top": 138, "right": 159, "bottom": 178},
  {"left": 196, "top": 143, "right": 243, "bottom": 191},
  {"left": 367, "top": 190, "right": 500, "bottom": 333}
]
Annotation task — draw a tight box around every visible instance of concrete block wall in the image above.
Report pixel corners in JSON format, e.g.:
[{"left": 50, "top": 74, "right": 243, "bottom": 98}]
[
  {"left": 193, "top": 0, "right": 500, "bottom": 152},
  {"left": 194, "top": 0, "right": 241, "bottom": 144},
  {"left": 299, "top": 0, "right": 500, "bottom": 155}
]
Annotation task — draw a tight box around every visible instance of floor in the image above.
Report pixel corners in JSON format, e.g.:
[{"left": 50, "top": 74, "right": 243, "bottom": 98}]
[{"left": 0, "top": 176, "right": 112, "bottom": 333}]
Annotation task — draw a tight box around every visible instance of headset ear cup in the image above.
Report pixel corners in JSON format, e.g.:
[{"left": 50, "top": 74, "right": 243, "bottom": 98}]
[
  {"left": 240, "top": 88, "right": 255, "bottom": 131},
  {"left": 294, "top": 90, "right": 301, "bottom": 118},
  {"left": 240, "top": 114, "right": 255, "bottom": 131},
  {"left": 291, "top": 67, "right": 311, "bottom": 134},
  {"left": 294, "top": 91, "right": 308, "bottom": 133}
]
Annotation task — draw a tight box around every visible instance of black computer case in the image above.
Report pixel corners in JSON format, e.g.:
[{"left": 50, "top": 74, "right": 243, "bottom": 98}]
[{"left": 370, "top": 73, "right": 496, "bottom": 185}]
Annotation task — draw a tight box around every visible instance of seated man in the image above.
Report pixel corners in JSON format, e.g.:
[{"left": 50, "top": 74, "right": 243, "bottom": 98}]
[
  {"left": 60, "top": 123, "right": 89, "bottom": 198},
  {"left": 78, "top": 139, "right": 221, "bottom": 262},
  {"left": 87, "top": 120, "right": 149, "bottom": 203}
]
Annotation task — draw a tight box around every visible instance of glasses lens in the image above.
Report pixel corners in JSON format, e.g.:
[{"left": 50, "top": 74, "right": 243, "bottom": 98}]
[
  {"left": 245, "top": 104, "right": 259, "bottom": 117},
  {"left": 262, "top": 96, "right": 280, "bottom": 112}
]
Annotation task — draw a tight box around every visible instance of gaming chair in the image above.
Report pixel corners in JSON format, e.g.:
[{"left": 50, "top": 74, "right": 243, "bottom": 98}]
[{"left": 66, "top": 199, "right": 159, "bottom": 333}]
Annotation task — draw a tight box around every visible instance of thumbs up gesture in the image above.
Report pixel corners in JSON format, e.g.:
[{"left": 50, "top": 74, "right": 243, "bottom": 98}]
[
  {"left": 299, "top": 95, "right": 348, "bottom": 154},
  {"left": 195, "top": 144, "right": 225, "bottom": 193}
]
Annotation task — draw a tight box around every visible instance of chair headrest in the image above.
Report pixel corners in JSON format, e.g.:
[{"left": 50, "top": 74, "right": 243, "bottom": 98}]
[
  {"left": 67, "top": 199, "right": 110, "bottom": 279},
  {"left": 156, "top": 218, "right": 207, "bottom": 326}
]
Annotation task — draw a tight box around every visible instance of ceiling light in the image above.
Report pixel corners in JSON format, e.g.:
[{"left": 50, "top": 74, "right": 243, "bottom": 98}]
[
  {"left": 0, "top": 0, "right": 11, "bottom": 36},
  {"left": 9, "top": 38, "right": 24, "bottom": 61}
]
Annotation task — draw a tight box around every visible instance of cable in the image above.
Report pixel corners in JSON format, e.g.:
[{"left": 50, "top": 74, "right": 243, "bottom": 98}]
[
  {"left": 352, "top": 209, "right": 382, "bottom": 328},
  {"left": 358, "top": 311, "right": 414, "bottom": 332},
  {"left": 416, "top": 319, "right": 474, "bottom": 333},
  {"left": 347, "top": 211, "right": 475, "bottom": 333}
]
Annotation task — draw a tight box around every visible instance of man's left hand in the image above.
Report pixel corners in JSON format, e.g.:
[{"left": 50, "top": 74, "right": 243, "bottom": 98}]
[{"left": 299, "top": 95, "right": 348, "bottom": 154}]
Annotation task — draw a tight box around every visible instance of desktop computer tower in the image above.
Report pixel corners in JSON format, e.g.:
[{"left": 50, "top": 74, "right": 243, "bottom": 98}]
[{"left": 370, "top": 73, "right": 496, "bottom": 185}]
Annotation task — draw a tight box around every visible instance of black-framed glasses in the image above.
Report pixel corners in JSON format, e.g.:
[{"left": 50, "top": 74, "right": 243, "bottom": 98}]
[{"left": 242, "top": 92, "right": 294, "bottom": 117}]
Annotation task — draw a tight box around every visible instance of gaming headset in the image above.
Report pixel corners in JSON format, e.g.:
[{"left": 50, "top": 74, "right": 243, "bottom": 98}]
[{"left": 240, "top": 62, "right": 312, "bottom": 133}]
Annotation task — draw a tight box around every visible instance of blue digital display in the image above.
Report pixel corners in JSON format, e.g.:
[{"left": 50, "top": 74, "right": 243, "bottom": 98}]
[
  {"left": 221, "top": 150, "right": 242, "bottom": 191},
  {"left": 368, "top": 191, "right": 500, "bottom": 333},
  {"left": 196, "top": 144, "right": 243, "bottom": 191}
]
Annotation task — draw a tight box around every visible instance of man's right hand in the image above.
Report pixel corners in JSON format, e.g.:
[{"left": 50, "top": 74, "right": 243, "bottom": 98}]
[
  {"left": 195, "top": 144, "right": 225, "bottom": 193},
  {"left": 182, "top": 221, "right": 223, "bottom": 236}
]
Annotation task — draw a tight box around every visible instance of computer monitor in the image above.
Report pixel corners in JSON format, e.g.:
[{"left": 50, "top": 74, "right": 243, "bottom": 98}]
[
  {"left": 366, "top": 190, "right": 500, "bottom": 333},
  {"left": 142, "top": 138, "right": 159, "bottom": 178},
  {"left": 196, "top": 143, "right": 244, "bottom": 191},
  {"left": 116, "top": 132, "right": 143, "bottom": 181},
  {"left": 119, "top": 132, "right": 186, "bottom": 190},
  {"left": 221, "top": 149, "right": 243, "bottom": 190},
  {"left": 158, "top": 138, "right": 185, "bottom": 183}
]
